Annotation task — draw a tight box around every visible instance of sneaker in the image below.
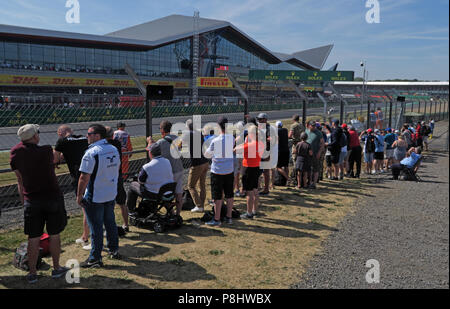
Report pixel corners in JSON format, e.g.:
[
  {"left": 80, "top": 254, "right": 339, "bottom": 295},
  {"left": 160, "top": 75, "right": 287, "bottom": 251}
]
[
  {"left": 108, "top": 251, "right": 121, "bottom": 260},
  {"left": 252, "top": 212, "right": 258, "bottom": 219},
  {"left": 75, "top": 238, "right": 89, "bottom": 246},
  {"left": 122, "top": 225, "right": 129, "bottom": 233},
  {"left": 309, "top": 184, "right": 317, "bottom": 189},
  {"left": 26, "top": 273, "right": 38, "bottom": 284},
  {"left": 225, "top": 217, "right": 233, "bottom": 224},
  {"left": 82, "top": 243, "right": 92, "bottom": 251},
  {"left": 205, "top": 219, "right": 221, "bottom": 226},
  {"left": 52, "top": 266, "right": 70, "bottom": 279},
  {"left": 191, "top": 206, "right": 204, "bottom": 213},
  {"left": 80, "top": 259, "right": 103, "bottom": 268},
  {"left": 234, "top": 190, "right": 241, "bottom": 197},
  {"left": 240, "top": 212, "right": 254, "bottom": 220},
  {"left": 259, "top": 191, "right": 270, "bottom": 196}
]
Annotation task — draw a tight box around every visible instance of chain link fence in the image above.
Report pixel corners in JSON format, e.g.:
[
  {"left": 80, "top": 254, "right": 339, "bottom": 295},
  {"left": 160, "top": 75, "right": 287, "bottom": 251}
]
[{"left": 0, "top": 91, "right": 448, "bottom": 226}]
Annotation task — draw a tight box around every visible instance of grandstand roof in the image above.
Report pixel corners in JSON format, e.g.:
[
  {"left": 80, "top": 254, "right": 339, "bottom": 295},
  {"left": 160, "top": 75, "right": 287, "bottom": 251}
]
[{"left": 0, "top": 14, "right": 333, "bottom": 70}]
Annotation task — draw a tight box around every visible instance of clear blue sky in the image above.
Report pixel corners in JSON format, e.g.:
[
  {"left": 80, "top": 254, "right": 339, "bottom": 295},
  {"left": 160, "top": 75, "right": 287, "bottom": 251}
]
[{"left": 0, "top": 0, "right": 448, "bottom": 80}]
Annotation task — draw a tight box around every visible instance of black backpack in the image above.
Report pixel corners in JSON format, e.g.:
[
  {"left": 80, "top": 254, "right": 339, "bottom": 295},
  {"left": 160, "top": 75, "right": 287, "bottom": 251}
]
[
  {"left": 366, "top": 135, "right": 376, "bottom": 153},
  {"left": 200, "top": 203, "right": 241, "bottom": 222},
  {"left": 339, "top": 132, "right": 347, "bottom": 148},
  {"left": 274, "top": 171, "right": 287, "bottom": 186},
  {"left": 182, "top": 189, "right": 195, "bottom": 210}
]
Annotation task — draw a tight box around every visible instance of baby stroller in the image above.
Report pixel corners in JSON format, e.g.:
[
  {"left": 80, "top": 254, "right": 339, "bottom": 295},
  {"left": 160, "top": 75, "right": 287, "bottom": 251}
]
[{"left": 128, "top": 182, "right": 183, "bottom": 233}]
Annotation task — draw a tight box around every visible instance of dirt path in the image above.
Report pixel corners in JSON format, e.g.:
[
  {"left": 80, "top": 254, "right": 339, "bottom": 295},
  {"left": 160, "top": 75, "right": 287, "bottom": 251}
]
[{"left": 294, "top": 122, "right": 449, "bottom": 289}]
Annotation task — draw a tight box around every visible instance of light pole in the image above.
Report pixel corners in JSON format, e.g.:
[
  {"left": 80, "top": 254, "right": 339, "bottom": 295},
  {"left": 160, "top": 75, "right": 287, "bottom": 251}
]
[{"left": 360, "top": 61, "right": 366, "bottom": 117}]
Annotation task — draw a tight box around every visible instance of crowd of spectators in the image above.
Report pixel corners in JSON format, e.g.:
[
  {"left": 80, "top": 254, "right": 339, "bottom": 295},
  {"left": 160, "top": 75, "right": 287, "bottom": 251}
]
[{"left": 9, "top": 114, "right": 433, "bottom": 283}]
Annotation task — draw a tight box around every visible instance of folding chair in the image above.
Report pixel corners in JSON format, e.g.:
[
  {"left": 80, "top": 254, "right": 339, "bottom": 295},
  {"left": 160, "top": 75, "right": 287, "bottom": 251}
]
[{"left": 402, "top": 156, "right": 423, "bottom": 182}]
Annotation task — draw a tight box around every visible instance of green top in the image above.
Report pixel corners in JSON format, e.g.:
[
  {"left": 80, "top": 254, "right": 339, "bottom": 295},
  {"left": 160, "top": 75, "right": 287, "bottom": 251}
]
[
  {"left": 306, "top": 128, "right": 323, "bottom": 155},
  {"left": 290, "top": 122, "right": 305, "bottom": 144}
]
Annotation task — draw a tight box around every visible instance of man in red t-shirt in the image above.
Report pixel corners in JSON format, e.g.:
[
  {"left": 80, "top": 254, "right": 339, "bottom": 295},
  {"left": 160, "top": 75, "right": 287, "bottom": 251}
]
[
  {"left": 235, "top": 125, "right": 264, "bottom": 219},
  {"left": 10, "top": 124, "right": 68, "bottom": 284}
]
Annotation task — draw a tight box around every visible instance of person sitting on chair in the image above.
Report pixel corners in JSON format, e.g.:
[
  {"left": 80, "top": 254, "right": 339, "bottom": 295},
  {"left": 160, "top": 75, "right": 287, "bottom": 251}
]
[
  {"left": 391, "top": 147, "right": 422, "bottom": 180},
  {"left": 126, "top": 143, "right": 174, "bottom": 212}
]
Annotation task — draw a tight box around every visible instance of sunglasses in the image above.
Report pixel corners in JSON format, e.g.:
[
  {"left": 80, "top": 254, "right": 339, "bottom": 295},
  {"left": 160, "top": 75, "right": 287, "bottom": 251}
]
[{"left": 87, "top": 132, "right": 97, "bottom": 136}]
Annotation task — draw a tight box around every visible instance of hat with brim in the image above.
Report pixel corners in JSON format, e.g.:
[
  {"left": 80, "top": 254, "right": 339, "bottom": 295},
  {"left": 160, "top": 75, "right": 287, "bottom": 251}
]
[{"left": 17, "top": 124, "right": 39, "bottom": 141}]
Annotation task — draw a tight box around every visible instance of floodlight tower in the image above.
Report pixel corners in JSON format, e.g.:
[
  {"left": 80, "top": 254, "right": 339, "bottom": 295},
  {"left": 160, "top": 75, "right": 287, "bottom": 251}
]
[{"left": 192, "top": 10, "right": 200, "bottom": 105}]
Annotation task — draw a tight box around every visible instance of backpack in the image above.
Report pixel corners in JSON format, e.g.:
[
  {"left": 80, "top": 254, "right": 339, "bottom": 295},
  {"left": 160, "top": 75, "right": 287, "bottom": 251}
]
[
  {"left": 182, "top": 189, "right": 195, "bottom": 210},
  {"left": 13, "top": 242, "right": 43, "bottom": 271},
  {"left": 339, "top": 132, "right": 347, "bottom": 148},
  {"left": 366, "top": 135, "right": 376, "bottom": 153},
  {"left": 200, "top": 203, "right": 241, "bottom": 222},
  {"left": 274, "top": 171, "right": 287, "bottom": 186}
]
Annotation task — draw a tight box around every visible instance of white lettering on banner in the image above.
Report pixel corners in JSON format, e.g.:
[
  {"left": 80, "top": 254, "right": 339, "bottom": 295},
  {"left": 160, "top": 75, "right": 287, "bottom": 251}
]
[
  {"left": 66, "top": 0, "right": 80, "bottom": 24},
  {"left": 366, "top": 0, "right": 381, "bottom": 24}
]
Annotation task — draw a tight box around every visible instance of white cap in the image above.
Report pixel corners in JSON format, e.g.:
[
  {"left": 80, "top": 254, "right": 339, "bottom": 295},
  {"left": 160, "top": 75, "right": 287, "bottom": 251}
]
[
  {"left": 276, "top": 121, "right": 283, "bottom": 128},
  {"left": 17, "top": 124, "right": 40, "bottom": 141}
]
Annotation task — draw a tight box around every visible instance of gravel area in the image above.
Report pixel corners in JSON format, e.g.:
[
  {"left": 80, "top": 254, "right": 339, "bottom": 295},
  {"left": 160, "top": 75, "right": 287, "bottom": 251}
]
[{"left": 293, "top": 122, "right": 449, "bottom": 289}]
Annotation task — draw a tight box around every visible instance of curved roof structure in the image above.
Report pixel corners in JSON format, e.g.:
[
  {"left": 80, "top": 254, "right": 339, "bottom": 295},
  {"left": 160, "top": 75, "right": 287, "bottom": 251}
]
[{"left": 0, "top": 14, "right": 334, "bottom": 70}]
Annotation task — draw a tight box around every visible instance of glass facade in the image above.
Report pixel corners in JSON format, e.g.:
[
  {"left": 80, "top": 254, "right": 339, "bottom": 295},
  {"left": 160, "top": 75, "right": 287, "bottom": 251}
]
[{"left": 0, "top": 30, "right": 302, "bottom": 79}]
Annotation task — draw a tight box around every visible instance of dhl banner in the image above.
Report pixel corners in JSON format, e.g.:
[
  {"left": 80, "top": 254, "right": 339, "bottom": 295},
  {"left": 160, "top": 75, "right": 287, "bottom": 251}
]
[
  {"left": 197, "top": 77, "right": 233, "bottom": 88},
  {"left": 0, "top": 74, "right": 189, "bottom": 88}
]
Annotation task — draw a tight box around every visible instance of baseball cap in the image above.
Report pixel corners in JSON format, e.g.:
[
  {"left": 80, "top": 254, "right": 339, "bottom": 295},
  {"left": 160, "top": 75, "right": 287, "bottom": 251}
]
[
  {"left": 17, "top": 124, "right": 40, "bottom": 141},
  {"left": 367, "top": 128, "right": 373, "bottom": 133},
  {"left": 374, "top": 129, "right": 380, "bottom": 134},
  {"left": 276, "top": 121, "right": 283, "bottom": 128},
  {"left": 257, "top": 113, "right": 268, "bottom": 120},
  {"left": 342, "top": 123, "right": 348, "bottom": 129},
  {"left": 147, "top": 143, "right": 161, "bottom": 156}
]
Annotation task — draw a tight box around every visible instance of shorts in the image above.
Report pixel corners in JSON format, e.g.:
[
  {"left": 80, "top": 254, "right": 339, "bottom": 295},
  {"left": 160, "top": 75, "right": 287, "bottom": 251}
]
[
  {"left": 242, "top": 167, "right": 261, "bottom": 191},
  {"left": 364, "top": 152, "right": 374, "bottom": 163},
  {"left": 325, "top": 155, "right": 332, "bottom": 167},
  {"left": 269, "top": 150, "right": 278, "bottom": 169},
  {"left": 24, "top": 196, "right": 67, "bottom": 239},
  {"left": 173, "top": 171, "right": 184, "bottom": 194},
  {"left": 385, "top": 149, "right": 395, "bottom": 159},
  {"left": 296, "top": 156, "right": 310, "bottom": 172},
  {"left": 310, "top": 155, "right": 321, "bottom": 173},
  {"left": 374, "top": 152, "right": 384, "bottom": 161},
  {"left": 330, "top": 149, "right": 341, "bottom": 165},
  {"left": 211, "top": 173, "right": 234, "bottom": 201},
  {"left": 116, "top": 176, "right": 127, "bottom": 205},
  {"left": 277, "top": 151, "right": 290, "bottom": 168},
  {"left": 339, "top": 151, "right": 347, "bottom": 165},
  {"left": 234, "top": 158, "right": 243, "bottom": 176}
]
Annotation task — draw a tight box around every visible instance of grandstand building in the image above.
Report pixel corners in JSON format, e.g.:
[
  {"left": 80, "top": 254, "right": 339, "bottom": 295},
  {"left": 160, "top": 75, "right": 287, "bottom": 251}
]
[{"left": 0, "top": 14, "right": 333, "bottom": 98}]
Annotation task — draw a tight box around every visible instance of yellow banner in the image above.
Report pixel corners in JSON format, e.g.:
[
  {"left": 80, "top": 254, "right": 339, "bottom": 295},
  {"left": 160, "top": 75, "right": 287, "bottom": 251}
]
[
  {"left": 197, "top": 77, "right": 233, "bottom": 88},
  {"left": 0, "top": 74, "right": 189, "bottom": 88}
]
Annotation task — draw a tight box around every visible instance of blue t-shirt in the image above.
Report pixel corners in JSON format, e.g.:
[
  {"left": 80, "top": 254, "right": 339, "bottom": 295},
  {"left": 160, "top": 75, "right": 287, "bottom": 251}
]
[
  {"left": 384, "top": 133, "right": 396, "bottom": 150},
  {"left": 401, "top": 152, "right": 421, "bottom": 168},
  {"left": 79, "top": 139, "right": 120, "bottom": 203},
  {"left": 374, "top": 135, "right": 384, "bottom": 153}
]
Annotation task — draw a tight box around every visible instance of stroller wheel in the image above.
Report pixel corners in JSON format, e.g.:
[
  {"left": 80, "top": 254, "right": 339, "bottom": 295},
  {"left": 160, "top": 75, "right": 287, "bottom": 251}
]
[
  {"left": 153, "top": 222, "right": 166, "bottom": 233},
  {"left": 176, "top": 215, "right": 183, "bottom": 227}
]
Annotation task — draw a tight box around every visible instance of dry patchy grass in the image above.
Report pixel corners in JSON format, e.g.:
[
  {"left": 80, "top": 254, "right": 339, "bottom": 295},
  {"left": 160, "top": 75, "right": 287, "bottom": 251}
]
[{"left": 0, "top": 175, "right": 375, "bottom": 289}]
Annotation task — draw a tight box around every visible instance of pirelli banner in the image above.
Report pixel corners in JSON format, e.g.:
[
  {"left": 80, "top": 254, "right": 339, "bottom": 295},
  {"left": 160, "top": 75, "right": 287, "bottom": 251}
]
[
  {"left": 197, "top": 77, "right": 233, "bottom": 88},
  {"left": 0, "top": 74, "right": 190, "bottom": 89}
]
